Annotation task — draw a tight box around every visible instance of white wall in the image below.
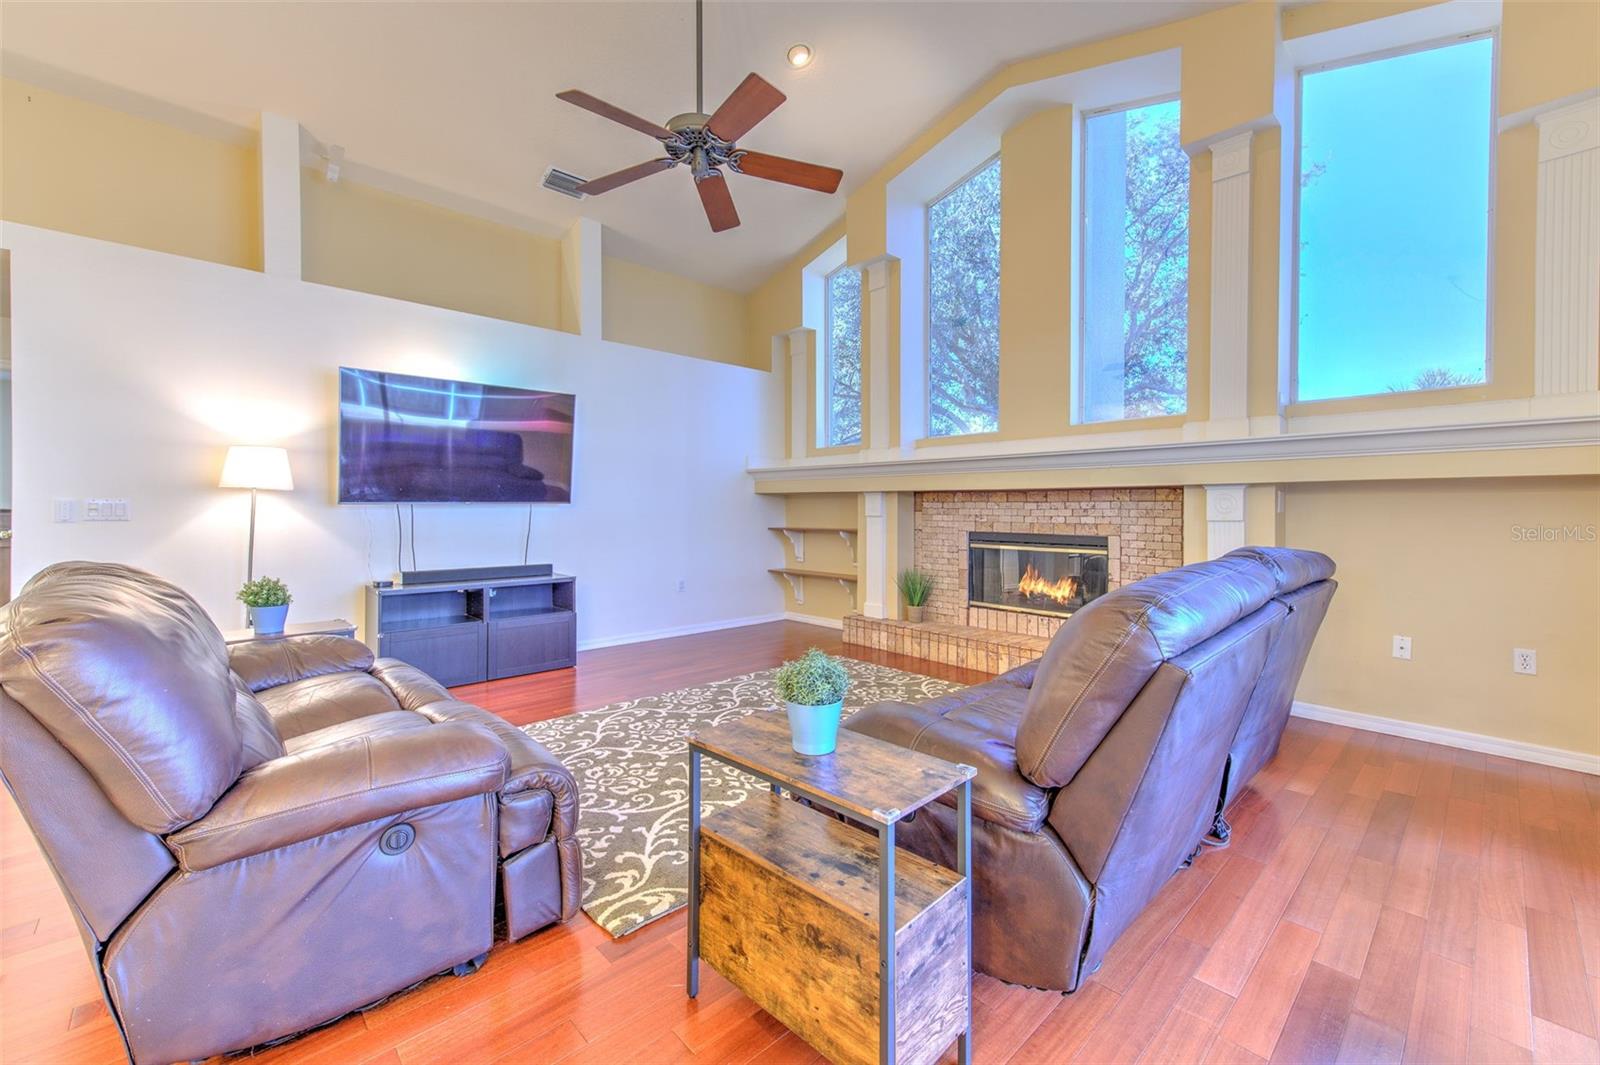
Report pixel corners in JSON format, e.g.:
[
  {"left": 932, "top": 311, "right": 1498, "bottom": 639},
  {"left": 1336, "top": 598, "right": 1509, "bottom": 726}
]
[{"left": 5, "top": 223, "right": 785, "bottom": 647}]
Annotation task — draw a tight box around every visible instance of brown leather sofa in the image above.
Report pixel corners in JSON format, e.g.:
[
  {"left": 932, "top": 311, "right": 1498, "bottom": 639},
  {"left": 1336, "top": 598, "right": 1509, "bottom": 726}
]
[
  {"left": 844, "top": 546, "right": 1335, "bottom": 991},
  {"left": 0, "top": 561, "right": 581, "bottom": 1064}
]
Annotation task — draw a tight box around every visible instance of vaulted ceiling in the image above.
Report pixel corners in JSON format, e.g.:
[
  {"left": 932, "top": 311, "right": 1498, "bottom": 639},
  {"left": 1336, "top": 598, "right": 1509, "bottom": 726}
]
[{"left": 1, "top": 1, "right": 1220, "bottom": 290}]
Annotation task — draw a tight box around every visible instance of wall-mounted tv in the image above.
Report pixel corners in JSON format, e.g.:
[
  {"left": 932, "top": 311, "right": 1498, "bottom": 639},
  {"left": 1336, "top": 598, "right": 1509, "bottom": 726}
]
[{"left": 338, "top": 367, "right": 574, "bottom": 504}]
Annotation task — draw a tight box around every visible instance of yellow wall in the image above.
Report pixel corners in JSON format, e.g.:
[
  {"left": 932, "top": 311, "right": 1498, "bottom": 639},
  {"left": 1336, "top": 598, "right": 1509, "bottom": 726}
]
[
  {"left": 301, "top": 171, "right": 567, "bottom": 330},
  {"left": 1287, "top": 477, "right": 1600, "bottom": 756},
  {"left": 0, "top": 78, "right": 260, "bottom": 269},
  {"left": 775, "top": 493, "right": 860, "bottom": 621},
  {"left": 1499, "top": 0, "right": 1600, "bottom": 117},
  {"left": 602, "top": 256, "right": 752, "bottom": 368},
  {"left": 996, "top": 106, "right": 1074, "bottom": 441}
]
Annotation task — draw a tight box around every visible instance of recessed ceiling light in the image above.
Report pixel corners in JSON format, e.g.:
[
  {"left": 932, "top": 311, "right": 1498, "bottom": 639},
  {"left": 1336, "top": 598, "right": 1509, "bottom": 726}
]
[{"left": 786, "top": 44, "right": 813, "bottom": 69}]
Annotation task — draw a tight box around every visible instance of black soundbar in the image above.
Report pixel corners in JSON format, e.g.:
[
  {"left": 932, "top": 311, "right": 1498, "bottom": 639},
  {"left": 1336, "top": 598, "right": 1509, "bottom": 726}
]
[{"left": 392, "top": 563, "right": 553, "bottom": 587}]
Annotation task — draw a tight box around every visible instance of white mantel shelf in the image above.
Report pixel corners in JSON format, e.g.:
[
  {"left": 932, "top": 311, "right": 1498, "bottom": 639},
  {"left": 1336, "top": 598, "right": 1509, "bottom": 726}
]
[{"left": 748, "top": 413, "right": 1600, "bottom": 487}]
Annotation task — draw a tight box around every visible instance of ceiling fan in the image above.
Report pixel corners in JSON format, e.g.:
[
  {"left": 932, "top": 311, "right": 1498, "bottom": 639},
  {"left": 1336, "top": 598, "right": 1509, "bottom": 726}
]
[{"left": 555, "top": 0, "right": 843, "bottom": 233}]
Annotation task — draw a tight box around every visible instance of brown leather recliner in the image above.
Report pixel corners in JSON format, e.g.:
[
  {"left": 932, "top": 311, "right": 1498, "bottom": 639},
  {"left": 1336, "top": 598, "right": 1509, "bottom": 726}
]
[
  {"left": 0, "top": 561, "right": 582, "bottom": 1065},
  {"left": 844, "top": 546, "right": 1335, "bottom": 991}
]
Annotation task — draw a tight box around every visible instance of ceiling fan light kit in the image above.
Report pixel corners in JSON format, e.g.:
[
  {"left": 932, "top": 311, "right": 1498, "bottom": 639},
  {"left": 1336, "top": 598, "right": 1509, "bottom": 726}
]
[{"left": 555, "top": 0, "right": 842, "bottom": 232}]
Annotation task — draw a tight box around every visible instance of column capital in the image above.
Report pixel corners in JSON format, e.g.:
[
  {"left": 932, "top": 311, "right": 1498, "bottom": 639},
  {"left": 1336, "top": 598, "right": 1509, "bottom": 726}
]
[
  {"left": 1535, "top": 96, "right": 1600, "bottom": 163},
  {"left": 1210, "top": 131, "right": 1253, "bottom": 181}
]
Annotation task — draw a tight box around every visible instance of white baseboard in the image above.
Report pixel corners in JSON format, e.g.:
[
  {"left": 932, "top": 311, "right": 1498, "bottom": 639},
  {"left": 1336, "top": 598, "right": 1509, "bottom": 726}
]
[
  {"left": 577, "top": 612, "right": 787, "bottom": 652},
  {"left": 784, "top": 611, "right": 845, "bottom": 630},
  {"left": 1291, "top": 700, "right": 1600, "bottom": 776}
]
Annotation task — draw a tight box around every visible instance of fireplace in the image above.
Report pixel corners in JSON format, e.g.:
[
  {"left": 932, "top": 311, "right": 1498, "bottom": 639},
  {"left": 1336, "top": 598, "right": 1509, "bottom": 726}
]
[{"left": 967, "top": 533, "right": 1110, "bottom": 619}]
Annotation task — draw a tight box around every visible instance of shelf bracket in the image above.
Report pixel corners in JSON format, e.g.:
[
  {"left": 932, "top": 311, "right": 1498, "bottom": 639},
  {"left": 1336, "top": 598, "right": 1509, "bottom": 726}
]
[
  {"left": 780, "top": 528, "right": 805, "bottom": 563},
  {"left": 838, "top": 530, "right": 857, "bottom": 563},
  {"left": 779, "top": 571, "right": 805, "bottom": 605}
]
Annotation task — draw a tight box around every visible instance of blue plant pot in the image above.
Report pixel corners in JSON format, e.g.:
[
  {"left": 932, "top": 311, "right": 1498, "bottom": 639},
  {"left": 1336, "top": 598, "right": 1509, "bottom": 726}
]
[
  {"left": 250, "top": 604, "right": 289, "bottom": 635},
  {"left": 786, "top": 700, "right": 843, "bottom": 756}
]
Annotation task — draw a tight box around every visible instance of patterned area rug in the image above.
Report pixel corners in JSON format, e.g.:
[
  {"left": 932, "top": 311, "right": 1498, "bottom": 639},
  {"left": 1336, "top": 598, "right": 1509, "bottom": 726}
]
[{"left": 522, "top": 660, "right": 963, "bottom": 938}]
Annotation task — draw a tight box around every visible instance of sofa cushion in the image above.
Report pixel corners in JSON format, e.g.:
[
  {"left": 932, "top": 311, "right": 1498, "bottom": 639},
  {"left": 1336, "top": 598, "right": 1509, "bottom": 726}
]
[
  {"left": 259, "top": 671, "right": 403, "bottom": 740},
  {"left": 0, "top": 561, "right": 242, "bottom": 834},
  {"left": 229, "top": 636, "right": 375, "bottom": 694},
  {"left": 1016, "top": 554, "right": 1278, "bottom": 788},
  {"left": 232, "top": 678, "right": 287, "bottom": 772},
  {"left": 282, "top": 709, "right": 431, "bottom": 755},
  {"left": 845, "top": 681, "right": 1049, "bottom": 833}
]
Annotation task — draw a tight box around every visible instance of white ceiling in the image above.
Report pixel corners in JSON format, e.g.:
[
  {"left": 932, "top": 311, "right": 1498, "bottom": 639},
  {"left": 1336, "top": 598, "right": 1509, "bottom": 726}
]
[{"left": 1, "top": 1, "right": 1220, "bottom": 291}]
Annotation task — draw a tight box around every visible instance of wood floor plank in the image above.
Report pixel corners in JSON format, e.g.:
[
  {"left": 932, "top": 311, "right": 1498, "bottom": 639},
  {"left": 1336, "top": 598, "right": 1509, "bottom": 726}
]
[
  {"left": 1404, "top": 951, "right": 1472, "bottom": 1065},
  {"left": 1007, "top": 981, "right": 1120, "bottom": 1064},
  {"left": 1195, "top": 829, "right": 1326, "bottom": 997},
  {"left": 1335, "top": 1014, "right": 1406, "bottom": 1065},
  {"left": 1531, "top": 1018, "right": 1600, "bottom": 1065},
  {"left": 1472, "top": 916, "right": 1534, "bottom": 1049},
  {"left": 1526, "top": 906, "right": 1599, "bottom": 1038},
  {"left": 1217, "top": 918, "right": 1321, "bottom": 1060},
  {"left": 1268, "top": 961, "right": 1360, "bottom": 1065},
  {"left": 1070, "top": 935, "right": 1208, "bottom": 1064},
  {"left": 1351, "top": 907, "right": 1426, "bottom": 1034}
]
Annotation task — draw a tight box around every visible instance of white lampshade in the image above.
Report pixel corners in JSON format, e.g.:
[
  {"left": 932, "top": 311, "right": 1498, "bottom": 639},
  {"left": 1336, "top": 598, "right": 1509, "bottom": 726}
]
[{"left": 219, "top": 446, "right": 294, "bottom": 491}]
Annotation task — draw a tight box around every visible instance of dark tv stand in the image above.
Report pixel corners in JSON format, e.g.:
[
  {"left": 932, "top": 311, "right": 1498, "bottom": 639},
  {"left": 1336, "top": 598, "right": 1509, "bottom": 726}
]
[{"left": 365, "top": 573, "right": 576, "bottom": 686}]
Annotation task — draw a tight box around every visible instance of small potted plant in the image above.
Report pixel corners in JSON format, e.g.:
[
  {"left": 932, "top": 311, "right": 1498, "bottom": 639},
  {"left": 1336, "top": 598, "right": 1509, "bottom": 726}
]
[
  {"left": 238, "top": 576, "right": 293, "bottom": 635},
  {"left": 897, "top": 568, "right": 933, "bottom": 623},
  {"left": 773, "top": 648, "right": 851, "bottom": 756}
]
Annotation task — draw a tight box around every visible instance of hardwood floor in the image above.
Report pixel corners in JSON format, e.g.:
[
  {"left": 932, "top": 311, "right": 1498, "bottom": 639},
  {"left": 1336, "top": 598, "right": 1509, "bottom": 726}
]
[{"left": 3, "top": 620, "right": 1597, "bottom": 1065}]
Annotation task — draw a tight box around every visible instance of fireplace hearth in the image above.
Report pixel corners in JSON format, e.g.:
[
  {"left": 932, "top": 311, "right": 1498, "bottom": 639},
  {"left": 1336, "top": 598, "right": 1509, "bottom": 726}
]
[{"left": 968, "top": 533, "right": 1110, "bottom": 619}]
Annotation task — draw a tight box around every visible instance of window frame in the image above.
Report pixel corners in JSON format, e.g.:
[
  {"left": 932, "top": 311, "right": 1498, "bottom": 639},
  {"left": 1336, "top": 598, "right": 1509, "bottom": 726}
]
[
  {"left": 821, "top": 261, "right": 862, "bottom": 448},
  {"left": 1289, "top": 29, "right": 1499, "bottom": 404},
  {"left": 1074, "top": 92, "right": 1188, "bottom": 425},
  {"left": 924, "top": 151, "right": 1003, "bottom": 439}
]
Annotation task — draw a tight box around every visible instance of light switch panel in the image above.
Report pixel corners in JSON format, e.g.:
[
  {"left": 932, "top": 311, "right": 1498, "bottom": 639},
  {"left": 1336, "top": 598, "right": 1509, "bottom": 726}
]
[
  {"left": 53, "top": 499, "right": 76, "bottom": 523},
  {"left": 83, "top": 498, "right": 131, "bottom": 522}
]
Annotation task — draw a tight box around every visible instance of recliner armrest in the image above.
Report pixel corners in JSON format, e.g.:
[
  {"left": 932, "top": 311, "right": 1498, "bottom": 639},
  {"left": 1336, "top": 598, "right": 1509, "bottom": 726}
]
[
  {"left": 229, "top": 635, "right": 376, "bottom": 693},
  {"left": 166, "top": 721, "right": 509, "bottom": 871}
]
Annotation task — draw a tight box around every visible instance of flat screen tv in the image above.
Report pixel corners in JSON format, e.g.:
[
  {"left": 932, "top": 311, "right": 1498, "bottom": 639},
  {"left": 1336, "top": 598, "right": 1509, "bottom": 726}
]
[{"left": 338, "top": 367, "right": 574, "bottom": 504}]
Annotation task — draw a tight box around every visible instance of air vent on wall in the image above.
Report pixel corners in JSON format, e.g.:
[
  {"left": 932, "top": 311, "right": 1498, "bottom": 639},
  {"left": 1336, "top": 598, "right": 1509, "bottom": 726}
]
[{"left": 542, "top": 168, "right": 589, "bottom": 199}]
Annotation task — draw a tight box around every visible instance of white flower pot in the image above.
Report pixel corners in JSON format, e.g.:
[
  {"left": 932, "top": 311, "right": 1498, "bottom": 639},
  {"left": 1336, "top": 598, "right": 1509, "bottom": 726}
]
[{"left": 785, "top": 700, "right": 843, "bottom": 755}]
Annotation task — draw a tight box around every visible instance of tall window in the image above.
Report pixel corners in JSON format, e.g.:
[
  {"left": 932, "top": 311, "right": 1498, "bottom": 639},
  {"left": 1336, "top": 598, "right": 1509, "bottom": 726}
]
[
  {"left": 1296, "top": 36, "right": 1493, "bottom": 401},
  {"left": 928, "top": 157, "right": 1001, "bottom": 437},
  {"left": 1080, "top": 98, "right": 1189, "bottom": 423},
  {"left": 823, "top": 265, "right": 862, "bottom": 447}
]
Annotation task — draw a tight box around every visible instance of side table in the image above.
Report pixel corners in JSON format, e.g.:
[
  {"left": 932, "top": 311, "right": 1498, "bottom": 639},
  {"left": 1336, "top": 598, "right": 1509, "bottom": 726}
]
[{"left": 688, "top": 711, "right": 976, "bottom": 1065}]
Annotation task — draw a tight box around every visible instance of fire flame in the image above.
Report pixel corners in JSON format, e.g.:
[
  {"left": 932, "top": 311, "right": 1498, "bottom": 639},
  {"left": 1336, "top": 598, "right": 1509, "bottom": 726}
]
[{"left": 1018, "top": 564, "right": 1079, "bottom": 606}]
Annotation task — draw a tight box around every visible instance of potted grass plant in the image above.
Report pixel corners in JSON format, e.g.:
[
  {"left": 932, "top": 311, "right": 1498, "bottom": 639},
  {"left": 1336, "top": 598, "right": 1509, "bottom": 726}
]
[
  {"left": 237, "top": 576, "right": 293, "bottom": 635},
  {"left": 773, "top": 648, "right": 851, "bottom": 755},
  {"left": 897, "top": 568, "right": 933, "bottom": 623}
]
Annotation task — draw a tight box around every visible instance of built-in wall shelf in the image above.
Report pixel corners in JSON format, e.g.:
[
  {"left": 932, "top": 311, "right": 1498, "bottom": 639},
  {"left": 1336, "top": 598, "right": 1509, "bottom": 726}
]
[
  {"left": 768, "top": 567, "right": 857, "bottom": 609},
  {"left": 768, "top": 526, "right": 857, "bottom": 564}
]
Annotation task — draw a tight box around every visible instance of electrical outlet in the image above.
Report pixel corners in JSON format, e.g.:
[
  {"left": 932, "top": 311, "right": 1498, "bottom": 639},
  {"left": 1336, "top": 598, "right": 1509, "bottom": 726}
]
[
  {"left": 1392, "top": 635, "right": 1412, "bottom": 660},
  {"left": 1513, "top": 648, "right": 1537, "bottom": 675}
]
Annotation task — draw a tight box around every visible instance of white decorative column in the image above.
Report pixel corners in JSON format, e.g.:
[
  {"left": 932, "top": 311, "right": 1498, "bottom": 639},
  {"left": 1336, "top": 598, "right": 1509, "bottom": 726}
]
[
  {"left": 861, "top": 491, "right": 889, "bottom": 618},
  {"left": 1207, "top": 132, "right": 1252, "bottom": 437},
  {"left": 862, "top": 256, "right": 896, "bottom": 452},
  {"left": 1205, "top": 484, "right": 1247, "bottom": 560},
  {"left": 1534, "top": 97, "right": 1600, "bottom": 398},
  {"left": 259, "top": 113, "right": 303, "bottom": 279}
]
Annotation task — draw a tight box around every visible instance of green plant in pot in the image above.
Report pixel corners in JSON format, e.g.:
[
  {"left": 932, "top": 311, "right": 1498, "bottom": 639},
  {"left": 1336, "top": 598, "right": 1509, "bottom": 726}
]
[
  {"left": 897, "top": 568, "right": 933, "bottom": 623},
  {"left": 237, "top": 576, "right": 293, "bottom": 635},
  {"left": 773, "top": 648, "right": 850, "bottom": 756}
]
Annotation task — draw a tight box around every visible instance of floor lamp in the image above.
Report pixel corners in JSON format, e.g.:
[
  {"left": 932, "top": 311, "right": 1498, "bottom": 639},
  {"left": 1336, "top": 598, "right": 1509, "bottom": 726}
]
[{"left": 219, "top": 445, "right": 294, "bottom": 598}]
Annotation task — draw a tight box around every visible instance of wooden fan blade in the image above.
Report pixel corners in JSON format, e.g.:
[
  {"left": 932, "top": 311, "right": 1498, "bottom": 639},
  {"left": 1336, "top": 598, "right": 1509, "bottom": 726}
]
[
  {"left": 732, "top": 150, "right": 843, "bottom": 194},
  {"left": 576, "top": 158, "right": 677, "bottom": 195},
  {"left": 695, "top": 172, "right": 740, "bottom": 232},
  {"left": 706, "top": 73, "right": 785, "bottom": 142},
  {"left": 556, "top": 90, "right": 676, "bottom": 141}
]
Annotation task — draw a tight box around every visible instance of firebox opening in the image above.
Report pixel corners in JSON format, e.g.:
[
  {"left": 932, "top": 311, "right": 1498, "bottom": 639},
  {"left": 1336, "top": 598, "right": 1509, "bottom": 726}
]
[{"left": 967, "top": 533, "right": 1110, "bottom": 618}]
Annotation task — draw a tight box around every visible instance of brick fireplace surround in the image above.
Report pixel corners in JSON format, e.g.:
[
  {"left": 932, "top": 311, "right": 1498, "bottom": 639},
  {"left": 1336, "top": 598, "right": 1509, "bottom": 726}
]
[{"left": 844, "top": 488, "right": 1184, "bottom": 672}]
